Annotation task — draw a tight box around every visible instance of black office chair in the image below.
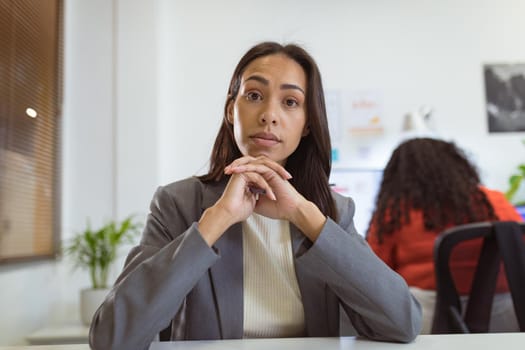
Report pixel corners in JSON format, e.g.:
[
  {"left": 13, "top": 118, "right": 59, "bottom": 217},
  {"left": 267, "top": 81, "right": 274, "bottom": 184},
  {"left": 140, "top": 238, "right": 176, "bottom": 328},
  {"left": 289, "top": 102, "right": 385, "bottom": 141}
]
[{"left": 431, "top": 221, "right": 525, "bottom": 334}]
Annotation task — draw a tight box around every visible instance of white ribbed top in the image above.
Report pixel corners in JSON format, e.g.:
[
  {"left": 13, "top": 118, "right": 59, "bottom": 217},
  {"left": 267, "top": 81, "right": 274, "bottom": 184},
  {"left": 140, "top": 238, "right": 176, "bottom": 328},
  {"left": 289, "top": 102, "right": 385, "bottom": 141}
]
[{"left": 242, "top": 213, "right": 305, "bottom": 338}]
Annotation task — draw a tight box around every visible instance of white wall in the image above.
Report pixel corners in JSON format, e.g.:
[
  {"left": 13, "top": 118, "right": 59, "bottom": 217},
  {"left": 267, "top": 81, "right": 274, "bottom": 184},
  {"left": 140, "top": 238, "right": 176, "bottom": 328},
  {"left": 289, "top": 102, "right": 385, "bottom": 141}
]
[
  {"left": 0, "top": 0, "right": 115, "bottom": 345},
  {"left": 158, "top": 0, "right": 525, "bottom": 191},
  {"left": 1, "top": 0, "right": 524, "bottom": 345},
  {"left": 0, "top": 0, "right": 158, "bottom": 345},
  {"left": 156, "top": 0, "right": 525, "bottom": 235},
  {"left": 115, "top": 0, "right": 159, "bottom": 219}
]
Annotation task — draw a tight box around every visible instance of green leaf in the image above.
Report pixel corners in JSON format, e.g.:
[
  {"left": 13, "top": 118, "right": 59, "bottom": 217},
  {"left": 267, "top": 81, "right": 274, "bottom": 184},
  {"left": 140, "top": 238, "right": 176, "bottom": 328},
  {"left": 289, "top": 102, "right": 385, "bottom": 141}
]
[
  {"left": 505, "top": 174, "right": 523, "bottom": 201},
  {"left": 63, "top": 215, "right": 143, "bottom": 289},
  {"left": 504, "top": 139, "right": 525, "bottom": 204}
]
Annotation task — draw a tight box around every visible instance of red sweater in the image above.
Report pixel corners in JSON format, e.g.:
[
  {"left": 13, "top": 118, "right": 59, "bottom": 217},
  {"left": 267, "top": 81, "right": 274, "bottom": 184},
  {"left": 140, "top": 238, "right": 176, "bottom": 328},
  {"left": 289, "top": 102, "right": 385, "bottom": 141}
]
[{"left": 366, "top": 187, "right": 523, "bottom": 294}]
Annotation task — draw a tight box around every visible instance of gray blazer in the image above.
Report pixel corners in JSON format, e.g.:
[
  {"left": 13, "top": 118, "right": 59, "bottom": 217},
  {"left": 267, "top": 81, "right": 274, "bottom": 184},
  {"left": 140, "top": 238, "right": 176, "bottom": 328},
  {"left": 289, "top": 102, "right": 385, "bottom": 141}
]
[{"left": 89, "top": 177, "right": 421, "bottom": 350}]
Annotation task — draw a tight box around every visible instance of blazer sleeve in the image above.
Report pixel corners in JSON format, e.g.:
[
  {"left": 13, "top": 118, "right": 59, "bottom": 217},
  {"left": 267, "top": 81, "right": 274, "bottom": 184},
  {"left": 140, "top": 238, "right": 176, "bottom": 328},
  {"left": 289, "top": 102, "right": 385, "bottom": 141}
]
[
  {"left": 366, "top": 220, "right": 398, "bottom": 270},
  {"left": 295, "top": 195, "right": 422, "bottom": 343},
  {"left": 89, "top": 184, "right": 220, "bottom": 350}
]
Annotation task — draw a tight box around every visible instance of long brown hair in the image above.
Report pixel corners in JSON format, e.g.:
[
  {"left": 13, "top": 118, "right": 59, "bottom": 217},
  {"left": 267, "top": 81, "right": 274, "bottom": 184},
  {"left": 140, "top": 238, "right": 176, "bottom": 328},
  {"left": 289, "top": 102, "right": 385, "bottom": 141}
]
[
  {"left": 368, "top": 138, "right": 497, "bottom": 243},
  {"left": 198, "top": 42, "right": 336, "bottom": 220}
]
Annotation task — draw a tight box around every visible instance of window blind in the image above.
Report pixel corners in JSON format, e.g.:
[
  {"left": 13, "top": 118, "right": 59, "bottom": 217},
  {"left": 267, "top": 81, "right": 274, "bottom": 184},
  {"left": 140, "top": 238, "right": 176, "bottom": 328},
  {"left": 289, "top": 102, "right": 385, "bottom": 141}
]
[{"left": 0, "top": 0, "right": 63, "bottom": 262}]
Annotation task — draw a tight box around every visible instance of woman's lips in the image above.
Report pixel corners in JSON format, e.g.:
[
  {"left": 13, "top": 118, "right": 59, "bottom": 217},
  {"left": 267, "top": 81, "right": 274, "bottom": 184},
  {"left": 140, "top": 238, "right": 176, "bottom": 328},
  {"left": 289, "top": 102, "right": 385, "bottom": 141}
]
[{"left": 250, "top": 132, "right": 280, "bottom": 147}]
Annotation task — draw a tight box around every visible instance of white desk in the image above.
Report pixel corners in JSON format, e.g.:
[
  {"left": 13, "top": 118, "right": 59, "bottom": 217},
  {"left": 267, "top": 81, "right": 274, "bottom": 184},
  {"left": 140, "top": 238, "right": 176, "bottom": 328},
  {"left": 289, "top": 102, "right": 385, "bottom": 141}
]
[
  {"left": 147, "top": 334, "right": 524, "bottom": 350},
  {"left": 1, "top": 333, "right": 524, "bottom": 350},
  {"left": 25, "top": 324, "right": 89, "bottom": 345}
]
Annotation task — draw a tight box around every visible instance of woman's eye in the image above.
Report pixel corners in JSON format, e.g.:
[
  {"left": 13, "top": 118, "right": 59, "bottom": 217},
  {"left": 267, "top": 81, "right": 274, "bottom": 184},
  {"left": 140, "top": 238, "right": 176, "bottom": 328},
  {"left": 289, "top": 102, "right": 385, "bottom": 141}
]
[
  {"left": 246, "top": 91, "right": 262, "bottom": 101},
  {"left": 284, "top": 98, "right": 298, "bottom": 107}
]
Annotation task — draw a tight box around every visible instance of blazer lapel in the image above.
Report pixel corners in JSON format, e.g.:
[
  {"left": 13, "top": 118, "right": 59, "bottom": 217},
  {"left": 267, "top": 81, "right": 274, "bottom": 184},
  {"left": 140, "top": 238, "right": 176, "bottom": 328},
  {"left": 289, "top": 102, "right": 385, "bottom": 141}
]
[
  {"left": 208, "top": 224, "right": 244, "bottom": 338},
  {"left": 202, "top": 180, "right": 244, "bottom": 339},
  {"left": 290, "top": 223, "right": 307, "bottom": 255},
  {"left": 290, "top": 224, "right": 331, "bottom": 336}
]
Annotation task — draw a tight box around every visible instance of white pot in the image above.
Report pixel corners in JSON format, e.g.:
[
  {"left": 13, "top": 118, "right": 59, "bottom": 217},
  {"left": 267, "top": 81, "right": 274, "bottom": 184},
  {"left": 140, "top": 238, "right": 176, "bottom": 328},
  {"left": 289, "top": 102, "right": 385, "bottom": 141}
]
[{"left": 80, "top": 288, "right": 110, "bottom": 326}]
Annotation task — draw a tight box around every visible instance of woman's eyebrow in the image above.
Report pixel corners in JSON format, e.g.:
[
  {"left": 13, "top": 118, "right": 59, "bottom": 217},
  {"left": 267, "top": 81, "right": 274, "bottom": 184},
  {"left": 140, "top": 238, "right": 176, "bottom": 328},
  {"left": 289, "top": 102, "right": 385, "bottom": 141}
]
[
  {"left": 281, "top": 83, "right": 305, "bottom": 95},
  {"left": 245, "top": 75, "right": 305, "bottom": 95}
]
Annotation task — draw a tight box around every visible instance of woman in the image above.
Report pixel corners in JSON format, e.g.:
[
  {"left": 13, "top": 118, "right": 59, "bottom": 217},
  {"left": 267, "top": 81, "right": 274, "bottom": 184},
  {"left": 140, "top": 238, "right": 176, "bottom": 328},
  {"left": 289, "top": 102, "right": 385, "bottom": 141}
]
[
  {"left": 366, "top": 137, "right": 522, "bottom": 334},
  {"left": 89, "top": 42, "right": 421, "bottom": 350}
]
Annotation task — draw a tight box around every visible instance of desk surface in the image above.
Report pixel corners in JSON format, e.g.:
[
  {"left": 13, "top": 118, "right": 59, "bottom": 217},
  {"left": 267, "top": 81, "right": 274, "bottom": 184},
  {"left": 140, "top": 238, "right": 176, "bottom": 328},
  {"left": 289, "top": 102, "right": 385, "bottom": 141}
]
[
  {"left": 1, "top": 333, "right": 524, "bottom": 350},
  {"left": 25, "top": 324, "right": 89, "bottom": 345},
  {"left": 147, "top": 334, "right": 523, "bottom": 350}
]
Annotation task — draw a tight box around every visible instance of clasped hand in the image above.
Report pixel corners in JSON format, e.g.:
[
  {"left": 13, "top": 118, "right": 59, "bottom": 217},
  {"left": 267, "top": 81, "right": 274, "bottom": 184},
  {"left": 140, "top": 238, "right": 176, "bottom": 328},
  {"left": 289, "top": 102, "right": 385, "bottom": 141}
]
[
  {"left": 220, "top": 155, "right": 305, "bottom": 223},
  {"left": 198, "top": 155, "right": 326, "bottom": 246}
]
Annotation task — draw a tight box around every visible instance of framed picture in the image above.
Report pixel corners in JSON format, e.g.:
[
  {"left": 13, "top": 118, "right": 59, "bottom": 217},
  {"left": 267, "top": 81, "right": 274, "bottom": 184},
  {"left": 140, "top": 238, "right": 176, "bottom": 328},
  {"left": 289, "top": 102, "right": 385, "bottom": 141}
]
[{"left": 484, "top": 63, "right": 525, "bottom": 133}]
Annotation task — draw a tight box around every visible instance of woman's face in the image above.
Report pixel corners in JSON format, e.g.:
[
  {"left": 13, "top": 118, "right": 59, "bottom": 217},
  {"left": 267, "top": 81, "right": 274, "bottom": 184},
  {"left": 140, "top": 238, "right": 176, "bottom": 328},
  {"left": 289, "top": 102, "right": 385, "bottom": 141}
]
[{"left": 227, "top": 54, "right": 308, "bottom": 165}]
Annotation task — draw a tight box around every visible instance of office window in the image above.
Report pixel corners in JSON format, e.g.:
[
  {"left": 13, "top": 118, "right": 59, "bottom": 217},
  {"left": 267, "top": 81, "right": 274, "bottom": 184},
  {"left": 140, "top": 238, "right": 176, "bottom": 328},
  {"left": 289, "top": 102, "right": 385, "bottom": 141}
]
[{"left": 0, "top": 0, "right": 63, "bottom": 262}]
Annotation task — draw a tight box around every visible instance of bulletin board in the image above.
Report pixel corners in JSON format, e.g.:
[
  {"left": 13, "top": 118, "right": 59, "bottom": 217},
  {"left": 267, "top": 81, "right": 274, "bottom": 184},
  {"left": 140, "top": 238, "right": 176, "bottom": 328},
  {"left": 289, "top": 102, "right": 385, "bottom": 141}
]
[{"left": 329, "top": 168, "right": 383, "bottom": 237}]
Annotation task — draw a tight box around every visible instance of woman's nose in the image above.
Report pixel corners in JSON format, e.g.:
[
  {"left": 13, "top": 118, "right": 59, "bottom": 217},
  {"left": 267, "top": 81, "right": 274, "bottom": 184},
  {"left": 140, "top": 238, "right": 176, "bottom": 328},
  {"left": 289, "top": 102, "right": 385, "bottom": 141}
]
[
  {"left": 259, "top": 103, "right": 279, "bottom": 125},
  {"left": 259, "top": 113, "right": 277, "bottom": 125}
]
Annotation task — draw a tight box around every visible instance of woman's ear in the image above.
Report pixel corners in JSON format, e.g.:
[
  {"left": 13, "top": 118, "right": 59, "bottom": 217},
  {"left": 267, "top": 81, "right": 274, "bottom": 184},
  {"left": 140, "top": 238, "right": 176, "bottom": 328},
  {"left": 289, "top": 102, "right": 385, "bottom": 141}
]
[
  {"left": 302, "top": 124, "right": 310, "bottom": 137},
  {"left": 226, "top": 100, "right": 234, "bottom": 124}
]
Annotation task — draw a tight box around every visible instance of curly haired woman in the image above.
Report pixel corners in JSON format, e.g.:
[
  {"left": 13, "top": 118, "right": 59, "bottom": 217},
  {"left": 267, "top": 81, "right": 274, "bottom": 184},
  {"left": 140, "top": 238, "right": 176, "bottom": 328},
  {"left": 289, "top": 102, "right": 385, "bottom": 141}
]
[{"left": 366, "top": 137, "right": 523, "bottom": 334}]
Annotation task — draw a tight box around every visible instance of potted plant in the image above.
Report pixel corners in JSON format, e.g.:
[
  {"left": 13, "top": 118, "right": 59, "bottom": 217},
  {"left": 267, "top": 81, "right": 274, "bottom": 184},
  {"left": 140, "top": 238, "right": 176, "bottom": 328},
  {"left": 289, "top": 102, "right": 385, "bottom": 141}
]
[
  {"left": 64, "top": 215, "right": 142, "bottom": 325},
  {"left": 505, "top": 139, "right": 525, "bottom": 219},
  {"left": 505, "top": 164, "right": 525, "bottom": 206}
]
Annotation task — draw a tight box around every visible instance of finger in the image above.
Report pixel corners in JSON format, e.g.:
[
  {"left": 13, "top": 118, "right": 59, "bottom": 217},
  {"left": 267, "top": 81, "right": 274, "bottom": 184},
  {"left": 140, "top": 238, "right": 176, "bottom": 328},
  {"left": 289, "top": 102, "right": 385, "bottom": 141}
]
[
  {"left": 239, "top": 172, "right": 276, "bottom": 201},
  {"left": 254, "top": 157, "right": 293, "bottom": 179},
  {"left": 230, "top": 164, "right": 291, "bottom": 183},
  {"left": 226, "top": 157, "right": 292, "bottom": 180},
  {"left": 224, "top": 156, "right": 257, "bottom": 174}
]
